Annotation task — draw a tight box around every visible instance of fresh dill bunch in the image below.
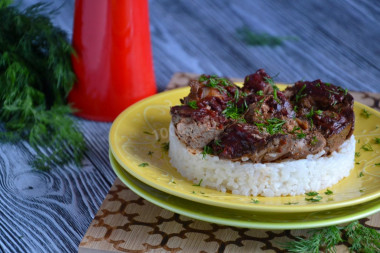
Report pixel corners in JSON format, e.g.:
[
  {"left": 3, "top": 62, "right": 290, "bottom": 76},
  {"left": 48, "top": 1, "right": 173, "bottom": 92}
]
[
  {"left": 344, "top": 221, "right": 380, "bottom": 252},
  {"left": 280, "top": 221, "right": 380, "bottom": 252},
  {"left": 280, "top": 226, "right": 343, "bottom": 252},
  {"left": 0, "top": 1, "right": 85, "bottom": 170}
]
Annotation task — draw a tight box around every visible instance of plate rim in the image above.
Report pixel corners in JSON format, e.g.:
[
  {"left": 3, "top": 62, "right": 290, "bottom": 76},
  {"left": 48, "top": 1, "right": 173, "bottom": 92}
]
[
  {"left": 109, "top": 86, "right": 380, "bottom": 213},
  {"left": 110, "top": 150, "right": 380, "bottom": 230}
]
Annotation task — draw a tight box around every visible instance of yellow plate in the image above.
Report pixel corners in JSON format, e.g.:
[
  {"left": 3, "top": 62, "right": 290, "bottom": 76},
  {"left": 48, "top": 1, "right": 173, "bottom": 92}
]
[{"left": 109, "top": 85, "right": 380, "bottom": 213}]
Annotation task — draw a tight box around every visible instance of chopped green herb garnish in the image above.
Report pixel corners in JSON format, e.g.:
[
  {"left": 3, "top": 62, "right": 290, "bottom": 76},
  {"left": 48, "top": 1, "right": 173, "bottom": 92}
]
[
  {"left": 356, "top": 162, "right": 361, "bottom": 165},
  {"left": 311, "top": 136, "right": 318, "bottom": 146},
  {"left": 327, "top": 89, "right": 340, "bottom": 95},
  {"left": 325, "top": 189, "right": 333, "bottom": 195},
  {"left": 251, "top": 198, "right": 259, "bottom": 204},
  {"left": 375, "top": 138, "right": 380, "bottom": 144},
  {"left": 374, "top": 163, "right": 380, "bottom": 166},
  {"left": 355, "top": 152, "right": 361, "bottom": 157},
  {"left": 233, "top": 89, "right": 240, "bottom": 102},
  {"left": 161, "top": 142, "right": 169, "bottom": 151},
  {"left": 305, "top": 191, "right": 319, "bottom": 196},
  {"left": 361, "top": 109, "right": 371, "bottom": 118},
  {"left": 143, "top": 131, "right": 153, "bottom": 135},
  {"left": 148, "top": 151, "right": 154, "bottom": 156},
  {"left": 295, "top": 84, "right": 307, "bottom": 102},
  {"left": 305, "top": 195, "right": 323, "bottom": 202},
  {"left": 201, "top": 145, "right": 213, "bottom": 159},
  {"left": 264, "top": 77, "right": 281, "bottom": 103},
  {"left": 193, "top": 179, "right": 203, "bottom": 186},
  {"left": 198, "top": 74, "right": 208, "bottom": 82},
  {"left": 296, "top": 132, "right": 306, "bottom": 139},
  {"left": 187, "top": 100, "right": 198, "bottom": 109},
  {"left": 214, "top": 139, "right": 222, "bottom": 146},
  {"left": 325, "top": 82, "right": 331, "bottom": 86},
  {"left": 222, "top": 101, "right": 247, "bottom": 122},
  {"left": 359, "top": 172, "right": 364, "bottom": 177},
  {"left": 284, "top": 202, "right": 299, "bottom": 205},
  {"left": 316, "top": 83, "right": 321, "bottom": 87},
  {"left": 293, "top": 105, "right": 298, "bottom": 112},
  {"left": 361, "top": 143, "right": 373, "bottom": 151},
  {"left": 256, "top": 90, "right": 264, "bottom": 96},
  {"left": 315, "top": 110, "right": 323, "bottom": 115},
  {"left": 255, "top": 118, "right": 286, "bottom": 135},
  {"left": 138, "top": 162, "right": 149, "bottom": 167}
]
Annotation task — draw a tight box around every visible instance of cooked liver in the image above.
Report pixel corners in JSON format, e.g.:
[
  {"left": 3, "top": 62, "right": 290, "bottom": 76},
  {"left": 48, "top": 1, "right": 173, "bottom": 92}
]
[{"left": 170, "top": 69, "right": 354, "bottom": 162}]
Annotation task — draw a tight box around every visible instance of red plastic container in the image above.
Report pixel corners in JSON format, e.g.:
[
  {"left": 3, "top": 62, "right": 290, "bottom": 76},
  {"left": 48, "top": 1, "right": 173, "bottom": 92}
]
[{"left": 69, "top": 0, "right": 156, "bottom": 121}]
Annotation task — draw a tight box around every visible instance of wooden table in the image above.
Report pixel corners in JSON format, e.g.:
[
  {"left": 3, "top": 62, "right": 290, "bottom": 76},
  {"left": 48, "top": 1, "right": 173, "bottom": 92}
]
[{"left": 1, "top": 1, "right": 380, "bottom": 252}]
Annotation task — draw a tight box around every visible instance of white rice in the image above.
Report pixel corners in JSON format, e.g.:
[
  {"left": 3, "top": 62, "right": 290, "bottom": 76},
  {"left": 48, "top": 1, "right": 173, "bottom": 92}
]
[{"left": 169, "top": 122, "right": 355, "bottom": 197}]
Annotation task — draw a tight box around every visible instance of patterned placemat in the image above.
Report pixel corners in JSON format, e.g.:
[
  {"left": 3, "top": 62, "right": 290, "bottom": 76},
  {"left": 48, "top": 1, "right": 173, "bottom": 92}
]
[{"left": 79, "top": 73, "right": 380, "bottom": 253}]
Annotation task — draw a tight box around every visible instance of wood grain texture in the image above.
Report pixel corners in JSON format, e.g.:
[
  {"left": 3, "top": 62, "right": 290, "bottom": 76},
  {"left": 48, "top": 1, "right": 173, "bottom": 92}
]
[{"left": 0, "top": 0, "right": 379, "bottom": 252}]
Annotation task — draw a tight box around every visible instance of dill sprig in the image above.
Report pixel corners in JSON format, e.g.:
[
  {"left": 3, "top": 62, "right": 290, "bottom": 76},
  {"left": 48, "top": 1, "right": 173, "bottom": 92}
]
[
  {"left": 255, "top": 118, "right": 286, "bottom": 135},
  {"left": 280, "top": 221, "right": 380, "bottom": 252},
  {"left": 0, "top": 2, "right": 85, "bottom": 170},
  {"left": 280, "top": 226, "right": 343, "bottom": 252}
]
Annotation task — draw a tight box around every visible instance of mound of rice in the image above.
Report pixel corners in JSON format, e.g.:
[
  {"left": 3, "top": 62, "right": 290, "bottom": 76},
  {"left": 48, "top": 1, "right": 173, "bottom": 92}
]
[{"left": 169, "top": 123, "right": 355, "bottom": 197}]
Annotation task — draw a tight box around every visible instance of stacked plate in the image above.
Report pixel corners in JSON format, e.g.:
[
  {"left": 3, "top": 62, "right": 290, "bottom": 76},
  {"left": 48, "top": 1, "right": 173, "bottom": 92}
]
[{"left": 109, "top": 87, "right": 380, "bottom": 230}]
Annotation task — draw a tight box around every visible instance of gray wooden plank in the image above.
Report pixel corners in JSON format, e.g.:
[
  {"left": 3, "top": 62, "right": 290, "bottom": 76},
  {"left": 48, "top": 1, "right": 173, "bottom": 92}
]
[{"left": 1, "top": 0, "right": 380, "bottom": 252}]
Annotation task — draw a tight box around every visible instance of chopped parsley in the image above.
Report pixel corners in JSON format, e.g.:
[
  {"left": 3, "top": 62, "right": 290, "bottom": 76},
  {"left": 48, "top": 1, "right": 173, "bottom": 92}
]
[
  {"left": 138, "top": 162, "right": 149, "bottom": 167},
  {"left": 355, "top": 152, "right": 361, "bottom": 157},
  {"left": 361, "top": 109, "right": 371, "bottom": 118},
  {"left": 375, "top": 138, "right": 380, "bottom": 144},
  {"left": 324, "top": 189, "right": 333, "bottom": 195},
  {"left": 187, "top": 100, "right": 198, "bottom": 109},
  {"left": 193, "top": 179, "right": 203, "bottom": 186},
  {"left": 361, "top": 143, "right": 373, "bottom": 151},
  {"left": 375, "top": 163, "right": 380, "bottom": 166},
  {"left": 359, "top": 172, "right": 364, "bottom": 177},
  {"left": 143, "top": 131, "right": 153, "bottom": 135},
  {"left": 148, "top": 151, "right": 154, "bottom": 156}
]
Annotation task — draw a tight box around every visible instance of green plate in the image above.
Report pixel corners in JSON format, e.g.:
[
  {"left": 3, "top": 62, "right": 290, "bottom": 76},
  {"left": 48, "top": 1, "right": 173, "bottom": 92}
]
[{"left": 110, "top": 150, "right": 380, "bottom": 230}]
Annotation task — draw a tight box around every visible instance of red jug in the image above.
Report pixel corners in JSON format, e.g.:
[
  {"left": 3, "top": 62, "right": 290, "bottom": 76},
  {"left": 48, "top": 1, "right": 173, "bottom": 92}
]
[{"left": 69, "top": 0, "right": 156, "bottom": 121}]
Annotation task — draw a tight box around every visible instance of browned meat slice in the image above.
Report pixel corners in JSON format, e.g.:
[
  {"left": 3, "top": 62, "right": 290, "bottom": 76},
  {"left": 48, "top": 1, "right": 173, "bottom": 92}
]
[
  {"left": 171, "top": 75, "right": 244, "bottom": 149},
  {"left": 171, "top": 106, "right": 227, "bottom": 149},
  {"left": 242, "top": 69, "right": 274, "bottom": 95},
  {"left": 209, "top": 123, "right": 326, "bottom": 162},
  {"left": 284, "top": 80, "right": 354, "bottom": 154}
]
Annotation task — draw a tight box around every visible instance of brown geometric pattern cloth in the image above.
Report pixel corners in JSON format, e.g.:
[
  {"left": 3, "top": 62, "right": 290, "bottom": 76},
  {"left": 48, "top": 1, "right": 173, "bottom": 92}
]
[{"left": 79, "top": 73, "right": 380, "bottom": 253}]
